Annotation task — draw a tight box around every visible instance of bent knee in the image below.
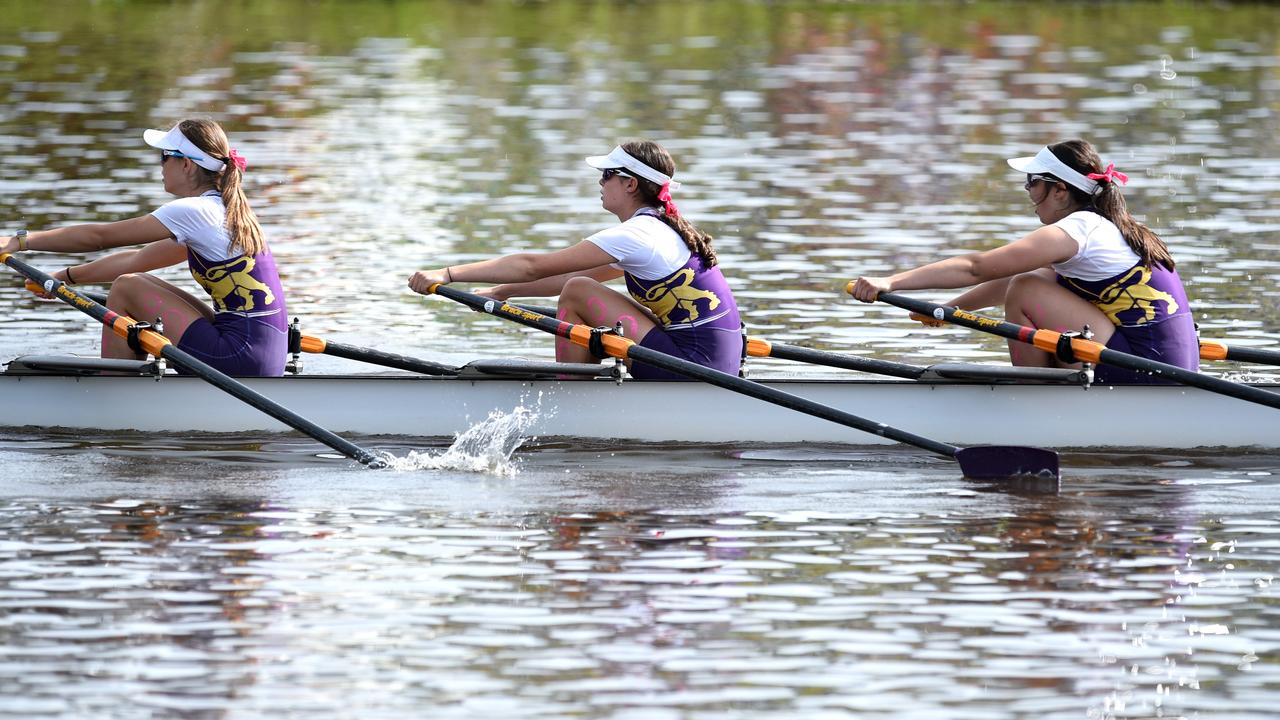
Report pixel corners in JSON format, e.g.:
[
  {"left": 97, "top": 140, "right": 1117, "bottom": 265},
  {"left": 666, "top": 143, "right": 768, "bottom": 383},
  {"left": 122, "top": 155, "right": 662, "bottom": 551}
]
[
  {"left": 560, "top": 276, "right": 604, "bottom": 299},
  {"left": 107, "top": 273, "right": 148, "bottom": 299},
  {"left": 1003, "top": 272, "right": 1058, "bottom": 305},
  {"left": 1005, "top": 271, "right": 1054, "bottom": 295}
]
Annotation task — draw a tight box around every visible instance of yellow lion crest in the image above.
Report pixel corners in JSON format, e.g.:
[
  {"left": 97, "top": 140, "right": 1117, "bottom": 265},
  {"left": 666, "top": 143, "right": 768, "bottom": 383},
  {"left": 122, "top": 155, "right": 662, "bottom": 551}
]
[
  {"left": 639, "top": 268, "right": 721, "bottom": 325},
  {"left": 192, "top": 256, "right": 275, "bottom": 312},
  {"left": 1094, "top": 266, "right": 1177, "bottom": 325}
]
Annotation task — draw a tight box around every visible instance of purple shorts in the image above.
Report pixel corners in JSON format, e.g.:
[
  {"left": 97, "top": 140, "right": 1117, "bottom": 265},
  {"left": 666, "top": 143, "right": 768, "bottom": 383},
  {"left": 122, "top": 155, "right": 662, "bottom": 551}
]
[
  {"left": 629, "top": 325, "right": 744, "bottom": 380},
  {"left": 177, "top": 314, "right": 287, "bottom": 377},
  {"left": 1094, "top": 314, "right": 1199, "bottom": 385}
]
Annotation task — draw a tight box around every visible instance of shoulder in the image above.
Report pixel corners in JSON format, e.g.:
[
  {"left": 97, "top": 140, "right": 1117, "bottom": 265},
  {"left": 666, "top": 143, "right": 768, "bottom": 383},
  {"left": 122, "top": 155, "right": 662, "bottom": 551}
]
[
  {"left": 153, "top": 195, "right": 224, "bottom": 222},
  {"left": 590, "top": 215, "right": 671, "bottom": 246},
  {"left": 1056, "top": 210, "right": 1115, "bottom": 234}
]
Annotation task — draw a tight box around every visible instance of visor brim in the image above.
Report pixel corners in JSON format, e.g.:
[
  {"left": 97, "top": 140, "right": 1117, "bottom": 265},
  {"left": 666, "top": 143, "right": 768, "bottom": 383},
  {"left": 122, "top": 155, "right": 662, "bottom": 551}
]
[
  {"left": 1006, "top": 155, "right": 1046, "bottom": 174},
  {"left": 584, "top": 154, "right": 623, "bottom": 170}
]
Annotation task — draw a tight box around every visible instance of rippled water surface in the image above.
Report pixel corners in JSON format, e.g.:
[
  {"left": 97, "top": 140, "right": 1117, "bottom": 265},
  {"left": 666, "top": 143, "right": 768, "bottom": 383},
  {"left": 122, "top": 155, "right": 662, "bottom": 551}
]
[{"left": 3, "top": 1, "right": 1280, "bottom": 717}]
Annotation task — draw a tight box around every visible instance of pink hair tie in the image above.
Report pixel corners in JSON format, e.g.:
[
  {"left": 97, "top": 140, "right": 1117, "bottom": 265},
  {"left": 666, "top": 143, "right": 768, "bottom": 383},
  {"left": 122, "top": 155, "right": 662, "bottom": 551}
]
[
  {"left": 227, "top": 148, "right": 248, "bottom": 172},
  {"left": 1086, "top": 163, "right": 1128, "bottom": 185},
  {"left": 658, "top": 182, "right": 679, "bottom": 217}
]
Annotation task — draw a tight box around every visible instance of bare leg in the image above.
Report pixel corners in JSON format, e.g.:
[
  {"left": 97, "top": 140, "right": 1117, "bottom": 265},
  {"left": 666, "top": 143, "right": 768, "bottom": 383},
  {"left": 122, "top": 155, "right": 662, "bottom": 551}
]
[
  {"left": 1003, "top": 269, "right": 1114, "bottom": 368},
  {"left": 555, "top": 276, "right": 658, "bottom": 364},
  {"left": 101, "top": 273, "right": 214, "bottom": 359}
]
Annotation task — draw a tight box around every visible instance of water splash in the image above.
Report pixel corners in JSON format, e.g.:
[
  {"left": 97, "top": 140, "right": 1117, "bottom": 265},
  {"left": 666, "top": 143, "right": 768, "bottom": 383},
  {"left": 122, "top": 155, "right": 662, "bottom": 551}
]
[
  {"left": 381, "top": 404, "right": 542, "bottom": 475},
  {"left": 1222, "top": 370, "right": 1280, "bottom": 384}
]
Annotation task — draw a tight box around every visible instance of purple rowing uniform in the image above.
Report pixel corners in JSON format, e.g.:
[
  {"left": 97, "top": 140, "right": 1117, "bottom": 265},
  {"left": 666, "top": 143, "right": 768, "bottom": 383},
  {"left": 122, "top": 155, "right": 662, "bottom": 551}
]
[
  {"left": 1057, "top": 262, "right": 1199, "bottom": 384},
  {"left": 151, "top": 191, "right": 288, "bottom": 377},
  {"left": 179, "top": 247, "right": 289, "bottom": 377},
  {"left": 625, "top": 252, "right": 743, "bottom": 380}
]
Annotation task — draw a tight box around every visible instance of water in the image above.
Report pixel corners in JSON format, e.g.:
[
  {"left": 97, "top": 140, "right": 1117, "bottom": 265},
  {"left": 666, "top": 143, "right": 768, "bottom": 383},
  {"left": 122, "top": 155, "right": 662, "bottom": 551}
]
[{"left": 2, "top": 1, "right": 1280, "bottom": 716}]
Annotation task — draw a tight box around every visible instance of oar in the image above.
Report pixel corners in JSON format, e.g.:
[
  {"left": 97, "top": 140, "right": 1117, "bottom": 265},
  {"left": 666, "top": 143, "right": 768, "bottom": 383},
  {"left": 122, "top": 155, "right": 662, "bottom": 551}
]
[
  {"left": 426, "top": 283, "right": 1059, "bottom": 481},
  {"left": 742, "top": 337, "right": 925, "bottom": 379},
  {"left": 895, "top": 298, "right": 1280, "bottom": 370},
  {"left": 7, "top": 256, "right": 386, "bottom": 468},
  {"left": 505, "top": 300, "right": 924, "bottom": 379},
  {"left": 296, "top": 334, "right": 460, "bottom": 376},
  {"left": 867, "top": 288, "right": 1280, "bottom": 411},
  {"left": 1200, "top": 340, "right": 1280, "bottom": 368},
  {"left": 24, "top": 281, "right": 463, "bottom": 377}
]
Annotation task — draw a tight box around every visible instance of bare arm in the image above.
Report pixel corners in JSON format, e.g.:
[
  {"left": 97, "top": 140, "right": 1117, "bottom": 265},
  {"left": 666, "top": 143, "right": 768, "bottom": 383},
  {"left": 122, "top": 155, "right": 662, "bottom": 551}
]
[
  {"left": 944, "top": 277, "right": 1014, "bottom": 311},
  {"left": 3, "top": 215, "right": 175, "bottom": 255},
  {"left": 65, "top": 240, "right": 190, "bottom": 285},
  {"left": 480, "top": 265, "right": 625, "bottom": 301},
  {"left": 409, "top": 240, "right": 620, "bottom": 295},
  {"left": 849, "top": 225, "right": 1079, "bottom": 302}
]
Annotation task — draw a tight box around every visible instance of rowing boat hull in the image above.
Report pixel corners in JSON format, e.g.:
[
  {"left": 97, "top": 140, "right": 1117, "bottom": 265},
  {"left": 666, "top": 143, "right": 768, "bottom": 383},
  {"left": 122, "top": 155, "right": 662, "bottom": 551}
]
[{"left": 1, "top": 373, "right": 1275, "bottom": 449}]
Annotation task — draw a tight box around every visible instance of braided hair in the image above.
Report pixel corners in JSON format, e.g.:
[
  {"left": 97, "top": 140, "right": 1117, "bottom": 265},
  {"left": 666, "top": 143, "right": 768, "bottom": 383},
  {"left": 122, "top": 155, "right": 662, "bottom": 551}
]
[{"left": 621, "top": 140, "right": 718, "bottom": 268}]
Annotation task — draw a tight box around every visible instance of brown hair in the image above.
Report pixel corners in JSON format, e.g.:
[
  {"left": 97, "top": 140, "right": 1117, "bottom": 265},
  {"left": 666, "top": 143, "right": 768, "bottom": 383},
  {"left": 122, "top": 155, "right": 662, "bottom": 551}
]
[
  {"left": 1047, "top": 139, "right": 1174, "bottom": 270},
  {"left": 620, "top": 140, "right": 718, "bottom": 268},
  {"left": 179, "top": 119, "right": 266, "bottom": 257}
]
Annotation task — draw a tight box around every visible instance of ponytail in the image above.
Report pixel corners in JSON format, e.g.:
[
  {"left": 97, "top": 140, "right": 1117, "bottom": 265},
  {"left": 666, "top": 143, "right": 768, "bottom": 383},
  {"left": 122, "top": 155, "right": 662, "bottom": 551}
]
[
  {"left": 213, "top": 156, "right": 264, "bottom": 257},
  {"left": 620, "top": 140, "right": 719, "bottom": 268},
  {"left": 1091, "top": 181, "right": 1174, "bottom": 271},
  {"left": 179, "top": 119, "right": 266, "bottom": 257},
  {"left": 1049, "top": 140, "right": 1175, "bottom": 271}
]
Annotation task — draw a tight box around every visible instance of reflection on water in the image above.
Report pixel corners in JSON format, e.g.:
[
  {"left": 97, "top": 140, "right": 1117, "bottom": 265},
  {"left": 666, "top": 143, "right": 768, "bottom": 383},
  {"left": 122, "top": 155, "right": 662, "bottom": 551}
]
[
  {"left": 4, "top": 1, "right": 1280, "bottom": 717},
  {"left": 0, "top": 456, "right": 1278, "bottom": 718},
  {"left": 2, "top": 434, "right": 1279, "bottom": 717}
]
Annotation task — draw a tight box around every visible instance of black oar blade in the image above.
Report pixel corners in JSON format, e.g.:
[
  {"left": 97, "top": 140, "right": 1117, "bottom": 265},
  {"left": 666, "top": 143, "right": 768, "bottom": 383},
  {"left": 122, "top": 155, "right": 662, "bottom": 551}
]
[{"left": 953, "top": 445, "right": 1059, "bottom": 481}]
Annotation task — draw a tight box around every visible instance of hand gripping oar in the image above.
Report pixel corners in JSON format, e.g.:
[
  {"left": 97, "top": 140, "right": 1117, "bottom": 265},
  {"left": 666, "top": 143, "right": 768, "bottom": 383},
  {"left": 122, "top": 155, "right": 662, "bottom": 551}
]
[
  {"left": 428, "top": 283, "right": 1059, "bottom": 480},
  {"left": 6, "top": 256, "right": 386, "bottom": 468},
  {"left": 867, "top": 288, "right": 1280, "bottom": 412},
  {"left": 26, "top": 281, "right": 463, "bottom": 377},
  {"left": 892, "top": 298, "right": 1280, "bottom": 370}
]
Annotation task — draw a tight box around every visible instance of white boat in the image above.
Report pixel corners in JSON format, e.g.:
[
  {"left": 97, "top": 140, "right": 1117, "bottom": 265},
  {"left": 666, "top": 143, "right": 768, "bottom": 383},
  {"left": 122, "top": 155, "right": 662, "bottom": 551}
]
[{"left": 3, "top": 355, "right": 1278, "bottom": 450}]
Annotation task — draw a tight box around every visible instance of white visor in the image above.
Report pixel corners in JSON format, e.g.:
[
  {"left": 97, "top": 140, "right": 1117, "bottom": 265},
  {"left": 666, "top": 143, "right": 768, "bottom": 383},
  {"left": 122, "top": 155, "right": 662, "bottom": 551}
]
[
  {"left": 584, "top": 146, "right": 681, "bottom": 190},
  {"left": 143, "top": 124, "right": 226, "bottom": 173},
  {"left": 1007, "top": 146, "right": 1098, "bottom": 195}
]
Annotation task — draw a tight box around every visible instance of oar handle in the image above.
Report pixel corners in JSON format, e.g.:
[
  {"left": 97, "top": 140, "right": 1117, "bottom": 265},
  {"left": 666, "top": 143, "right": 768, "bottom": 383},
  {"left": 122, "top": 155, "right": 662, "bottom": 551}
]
[
  {"left": 5, "top": 254, "right": 386, "bottom": 468},
  {"left": 875, "top": 291, "right": 1280, "bottom": 411}
]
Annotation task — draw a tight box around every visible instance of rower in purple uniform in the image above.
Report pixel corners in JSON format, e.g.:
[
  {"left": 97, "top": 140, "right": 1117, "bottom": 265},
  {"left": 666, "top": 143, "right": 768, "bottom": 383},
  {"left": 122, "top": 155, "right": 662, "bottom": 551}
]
[
  {"left": 849, "top": 139, "right": 1198, "bottom": 384},
  {"left": 3, "top": 119, "right": 289, "bottom": 377},
  {"left": 409, "top": 140, "right": 743, "bottom": 379}
]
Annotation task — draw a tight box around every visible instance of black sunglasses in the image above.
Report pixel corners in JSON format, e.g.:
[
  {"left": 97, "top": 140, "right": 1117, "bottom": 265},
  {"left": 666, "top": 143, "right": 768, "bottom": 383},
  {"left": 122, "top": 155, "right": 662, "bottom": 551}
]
[
  {"left": 1024, "top": 174, "right": 1059, "bottom": 190},
  {"left": 602, "top": 168, "right": 634, "bottom": 181}
]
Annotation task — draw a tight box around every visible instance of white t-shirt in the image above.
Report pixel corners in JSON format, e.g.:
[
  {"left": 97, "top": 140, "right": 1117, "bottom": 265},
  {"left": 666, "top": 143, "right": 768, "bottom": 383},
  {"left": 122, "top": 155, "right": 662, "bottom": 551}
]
[
  {"left": 151, "top": 191, "right": 237, "bottom": 262},
  {"left": 586, "top": 210, "right": 690, "bottom": 281},
  {"left": 1050, "top": 210, "right": 1140, "bottom": 281}
]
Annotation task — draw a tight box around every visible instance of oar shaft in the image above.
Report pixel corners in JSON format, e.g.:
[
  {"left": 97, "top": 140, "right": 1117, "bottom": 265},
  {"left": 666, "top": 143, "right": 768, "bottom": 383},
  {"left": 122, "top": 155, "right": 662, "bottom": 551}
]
[
  {"left": 746, "top": 338, "right": 924, "bottom": 379},
  {"left": 299, "top": 335, "right": 460, "bottom": 376},
  {"left": 1200, "top": 340, "right": 1280, "bottom": 367},
  {"left": 157, "top": 343, "right": 385, "bottom": 465},
  {"left": 6, "top": 255, "right": 385, "bottom": 467},
  {"left": 877, "top": 291, "right": 1280, "bottom": 411},
  {"left": 507, "top": 300, "right": 925, "bottom": 379},
  {"left": 432, "top": 284, "right": 960, "bottom": 458}
]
